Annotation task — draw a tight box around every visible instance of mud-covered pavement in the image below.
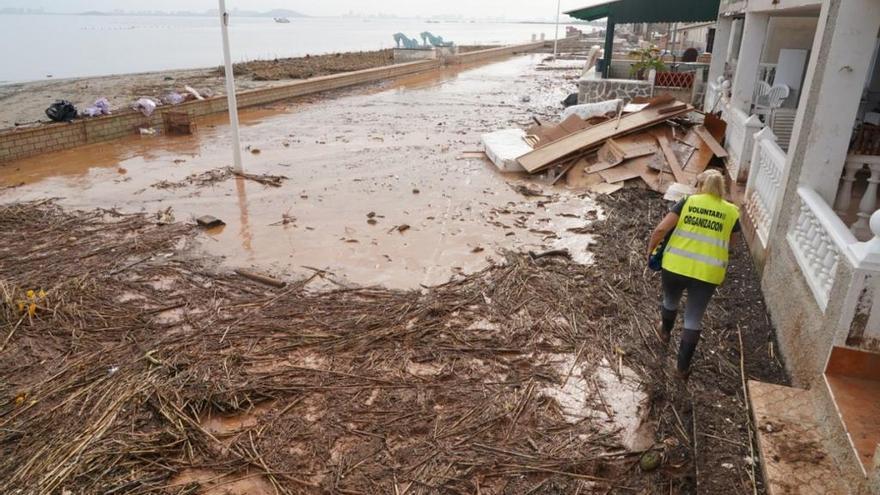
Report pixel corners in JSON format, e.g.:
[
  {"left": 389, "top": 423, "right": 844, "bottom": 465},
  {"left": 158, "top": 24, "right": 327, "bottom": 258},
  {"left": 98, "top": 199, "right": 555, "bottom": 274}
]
[{"left": 0, "top": 54, "right": 587, "bottom": 289}]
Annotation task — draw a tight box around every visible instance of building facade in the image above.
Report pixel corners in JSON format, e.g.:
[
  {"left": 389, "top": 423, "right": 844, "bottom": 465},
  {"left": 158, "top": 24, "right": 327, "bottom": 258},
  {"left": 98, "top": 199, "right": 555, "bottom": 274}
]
[{"left": 707, "top": 0, "right": 880, "bottom": 491}]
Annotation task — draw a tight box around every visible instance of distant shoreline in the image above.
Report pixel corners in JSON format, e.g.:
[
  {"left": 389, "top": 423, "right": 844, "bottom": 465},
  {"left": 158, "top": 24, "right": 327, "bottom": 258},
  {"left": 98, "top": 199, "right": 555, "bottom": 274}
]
[{"left": 0, "top": 10, "right": 599, "bottom": 25}]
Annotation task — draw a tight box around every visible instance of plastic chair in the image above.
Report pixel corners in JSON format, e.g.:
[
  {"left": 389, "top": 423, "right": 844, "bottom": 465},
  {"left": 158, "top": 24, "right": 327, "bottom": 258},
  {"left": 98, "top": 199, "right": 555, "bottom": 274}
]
[{"left": 754, "top": 84, "right": 789, "bottom": 123}]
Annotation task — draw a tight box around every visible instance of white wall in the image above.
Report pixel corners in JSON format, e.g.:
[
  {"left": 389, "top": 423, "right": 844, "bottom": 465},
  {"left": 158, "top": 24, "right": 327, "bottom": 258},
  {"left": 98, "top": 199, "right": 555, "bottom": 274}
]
[{"left": 761, "top": 17, "right": 819, "bottom": 63}]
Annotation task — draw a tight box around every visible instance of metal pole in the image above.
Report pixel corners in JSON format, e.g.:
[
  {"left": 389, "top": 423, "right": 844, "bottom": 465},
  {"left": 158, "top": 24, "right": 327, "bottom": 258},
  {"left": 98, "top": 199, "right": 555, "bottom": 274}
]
[
  {"left": 218, "top": 0, "right": 243, "bottom": 173},
  {"left": 553, "top": 0, "right": 561, "bottom": 58}
]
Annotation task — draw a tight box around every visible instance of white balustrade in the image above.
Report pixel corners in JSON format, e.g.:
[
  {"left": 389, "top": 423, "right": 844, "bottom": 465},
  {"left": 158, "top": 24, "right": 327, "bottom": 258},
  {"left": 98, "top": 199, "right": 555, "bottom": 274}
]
[
  {"left": 852, "top": 162, "right": 880, "bottom": 240},
  {"left": 787, "top": 188, "right": 854, "bottom": 311},
  {"left": 725, "top": 106, "right": 764, "bottom": 182},
  {"left": 745, "top": 127, "right": 786, "bottom": 247}
]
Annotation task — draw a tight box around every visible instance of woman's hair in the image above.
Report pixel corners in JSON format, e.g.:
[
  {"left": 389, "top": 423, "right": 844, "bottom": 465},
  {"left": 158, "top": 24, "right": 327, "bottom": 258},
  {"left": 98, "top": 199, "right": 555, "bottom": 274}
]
[{"left": 697, "top": 169, "right": 726, "bottom": 198}]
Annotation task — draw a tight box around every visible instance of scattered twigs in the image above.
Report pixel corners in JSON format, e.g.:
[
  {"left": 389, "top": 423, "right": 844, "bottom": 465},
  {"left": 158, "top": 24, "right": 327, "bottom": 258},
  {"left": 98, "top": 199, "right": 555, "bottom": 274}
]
[{"left": 738, "top": 325, "right": 760, "bottom": 495}]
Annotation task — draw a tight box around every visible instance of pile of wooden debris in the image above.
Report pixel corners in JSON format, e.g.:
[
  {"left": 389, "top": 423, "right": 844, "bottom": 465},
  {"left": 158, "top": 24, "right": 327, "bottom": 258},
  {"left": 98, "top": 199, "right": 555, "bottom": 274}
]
[{"left": 517, "top": 95, "right": 728, "bottom": 195}]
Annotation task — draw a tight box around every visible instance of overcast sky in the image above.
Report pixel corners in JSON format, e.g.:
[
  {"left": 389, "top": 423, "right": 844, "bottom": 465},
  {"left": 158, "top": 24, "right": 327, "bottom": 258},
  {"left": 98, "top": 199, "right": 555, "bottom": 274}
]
[{"left": 0, "top": 0, "right": 596, "bottom": 20}]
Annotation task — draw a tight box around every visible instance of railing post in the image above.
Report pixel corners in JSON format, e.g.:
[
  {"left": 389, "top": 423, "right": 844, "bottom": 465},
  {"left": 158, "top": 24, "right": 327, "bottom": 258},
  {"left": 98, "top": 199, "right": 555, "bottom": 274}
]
[
  {"left": 853, "top": 163, "right": 880, "bottom": 240},
  {"left": 835, "top": 157, "right": 864, "bottom": 216}
]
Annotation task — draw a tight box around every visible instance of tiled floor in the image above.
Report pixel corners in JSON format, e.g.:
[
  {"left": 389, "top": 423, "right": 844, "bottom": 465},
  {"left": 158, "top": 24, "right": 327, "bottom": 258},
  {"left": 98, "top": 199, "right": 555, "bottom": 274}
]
[
  {"left": 825, "top": 375, "right": 880, "bottom": 472},
  {"left": 825, "top": 346, "right": 880, "bottom": 475},
  {"left": 748, "top": 380, "right": 850, "bottom": 495}
]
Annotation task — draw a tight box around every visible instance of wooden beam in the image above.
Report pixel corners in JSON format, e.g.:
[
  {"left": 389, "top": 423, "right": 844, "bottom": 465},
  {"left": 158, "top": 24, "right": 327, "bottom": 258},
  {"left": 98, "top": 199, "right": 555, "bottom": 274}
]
[
  {"left": 694, "top": 125, "right": 728, "bottom": 158},
  {"left": 652, "top": 128, "right": 690, "bottom": 184}
]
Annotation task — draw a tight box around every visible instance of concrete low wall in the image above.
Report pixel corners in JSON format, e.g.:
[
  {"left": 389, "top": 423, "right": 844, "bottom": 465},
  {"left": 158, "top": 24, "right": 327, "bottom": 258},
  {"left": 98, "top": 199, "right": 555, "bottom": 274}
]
[
  {"left": 0, "top": 41, "right": 546, "bottom": 164},
  {"left": 761, "top": 239, "right": 850, "bottom": 386},
  {"left": 578, "top": 77, "right": 653, "bottom": 104}
]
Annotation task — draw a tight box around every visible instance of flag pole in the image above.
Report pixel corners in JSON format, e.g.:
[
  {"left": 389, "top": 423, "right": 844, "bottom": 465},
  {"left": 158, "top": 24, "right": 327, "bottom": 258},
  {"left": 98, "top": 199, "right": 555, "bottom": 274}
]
[
  {"left": 553, "top": 0, "right": 562, "bottom": 58},
  {"left": 218, "top": 0, "right": 243, "bottom": 173}
]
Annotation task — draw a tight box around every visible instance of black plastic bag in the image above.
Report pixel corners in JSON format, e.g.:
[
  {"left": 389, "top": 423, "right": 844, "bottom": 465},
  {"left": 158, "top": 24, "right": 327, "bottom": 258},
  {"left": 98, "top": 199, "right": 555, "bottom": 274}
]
[{"left": 45, "top": 100, "right": 78, "bottom": 122}]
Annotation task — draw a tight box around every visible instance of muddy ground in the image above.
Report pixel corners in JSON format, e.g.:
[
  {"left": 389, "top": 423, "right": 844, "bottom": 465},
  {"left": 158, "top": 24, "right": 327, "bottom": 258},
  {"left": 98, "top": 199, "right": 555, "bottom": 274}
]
[
  {"left": 0, "top": 46, "right": 499, "bottom": 128},
  {"left": 0, "top": 55, "right": 585, "bottom": 290},
  {"left": 0, "top": 188, "right": 787, "bottom": 494},
  {"left": 0, "top": 53, "right": 789, "bottom": 493}
]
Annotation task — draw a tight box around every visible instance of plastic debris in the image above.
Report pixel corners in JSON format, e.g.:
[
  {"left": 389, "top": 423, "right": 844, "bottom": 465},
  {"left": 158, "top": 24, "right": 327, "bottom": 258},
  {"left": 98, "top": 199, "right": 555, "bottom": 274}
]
[{"left": 133, "top": 98, "right": 158, "bottom": 117}]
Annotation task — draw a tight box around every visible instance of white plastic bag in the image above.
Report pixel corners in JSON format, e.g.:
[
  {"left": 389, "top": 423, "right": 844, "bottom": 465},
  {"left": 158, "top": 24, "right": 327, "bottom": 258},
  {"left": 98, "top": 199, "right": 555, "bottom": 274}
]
[{"left": 133, "top": 98, "right": 158, "bottom": 117}]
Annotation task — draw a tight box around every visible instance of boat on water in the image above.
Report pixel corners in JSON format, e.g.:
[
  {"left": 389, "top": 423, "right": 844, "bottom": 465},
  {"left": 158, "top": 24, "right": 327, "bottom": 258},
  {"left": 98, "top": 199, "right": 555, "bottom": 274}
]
[{"left": 274, "top": 17, "right": 291, "bottom": 23}]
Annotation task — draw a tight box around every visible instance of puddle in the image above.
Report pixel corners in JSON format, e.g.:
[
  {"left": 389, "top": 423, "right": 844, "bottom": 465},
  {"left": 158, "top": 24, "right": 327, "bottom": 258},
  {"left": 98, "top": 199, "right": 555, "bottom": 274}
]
[
  {"left": 541, "top": 353, "right": 593, "bottom": 424},
  {"left": 540, "top": 354, "right": 655, "bottom": 452},
  {"left": 592, "top": 359, "right": 655, "bottom": 451}
]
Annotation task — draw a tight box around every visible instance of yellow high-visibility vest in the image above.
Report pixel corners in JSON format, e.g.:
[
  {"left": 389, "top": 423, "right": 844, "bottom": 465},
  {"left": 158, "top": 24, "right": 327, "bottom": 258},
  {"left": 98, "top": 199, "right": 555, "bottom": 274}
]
[{"left": 662, "top": 193, "right": 740, "bottom": 285}]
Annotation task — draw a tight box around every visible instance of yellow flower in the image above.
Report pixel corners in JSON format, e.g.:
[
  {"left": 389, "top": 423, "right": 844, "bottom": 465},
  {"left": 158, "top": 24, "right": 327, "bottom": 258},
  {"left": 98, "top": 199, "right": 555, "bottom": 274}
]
[
  {"left": 28, "top": 303, "right": 37, "bottom": 317},
  {"left": 26, "top": 290, "right": 35, "bottom": 300}
]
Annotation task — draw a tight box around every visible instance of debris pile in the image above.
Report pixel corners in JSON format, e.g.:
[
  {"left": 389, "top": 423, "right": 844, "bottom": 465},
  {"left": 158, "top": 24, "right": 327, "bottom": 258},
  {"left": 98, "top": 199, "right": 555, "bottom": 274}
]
[
  {"left": 152, "top": 167, "right": 287, "bottom": 189},
  {"left": 484, "top": 95, "right": 729, "bottom": 197},
  {"left": 0, "top": 192, "right": 787, "bottom": 494}
]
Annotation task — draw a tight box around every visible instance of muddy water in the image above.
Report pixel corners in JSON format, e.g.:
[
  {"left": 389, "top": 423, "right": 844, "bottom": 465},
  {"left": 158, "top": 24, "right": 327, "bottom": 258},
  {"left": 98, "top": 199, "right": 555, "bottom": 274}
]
[{"left": 0, "top": 55, "right": 595, "bottom": 289}]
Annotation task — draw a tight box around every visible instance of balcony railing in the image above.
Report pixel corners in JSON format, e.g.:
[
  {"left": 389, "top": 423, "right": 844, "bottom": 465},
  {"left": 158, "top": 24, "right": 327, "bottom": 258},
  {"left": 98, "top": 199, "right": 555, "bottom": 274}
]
[
  {"left": 788, "top": 187, "right": 850, "bottom": 311},
  {"left": 789, "top": 185, "right": 880, "bottom": 314},
  {"left": 745, "top": 128, "right": 787, "bottom": 247},
  {"left": 724, "top": 106, "right": 764, "bottom": 182}
]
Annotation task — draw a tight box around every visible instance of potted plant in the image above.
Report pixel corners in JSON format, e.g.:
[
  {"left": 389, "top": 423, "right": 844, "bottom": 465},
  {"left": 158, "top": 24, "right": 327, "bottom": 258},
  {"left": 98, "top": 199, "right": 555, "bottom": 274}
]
[{"left": 629, "top": 46, "right": 666, "bottom": 80}]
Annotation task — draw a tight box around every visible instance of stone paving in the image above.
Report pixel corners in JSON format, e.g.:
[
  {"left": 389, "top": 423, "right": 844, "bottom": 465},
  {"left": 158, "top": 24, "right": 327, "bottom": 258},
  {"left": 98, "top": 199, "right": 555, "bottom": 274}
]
[{"left": 749, "top": 380, "right": 850, "bottom": 495}]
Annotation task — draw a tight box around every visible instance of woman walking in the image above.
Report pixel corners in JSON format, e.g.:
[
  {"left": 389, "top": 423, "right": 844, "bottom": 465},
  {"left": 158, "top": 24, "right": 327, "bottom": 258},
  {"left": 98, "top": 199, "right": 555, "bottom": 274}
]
[{"left": 647, "top": 170, "right": 741, "bottom": 379}]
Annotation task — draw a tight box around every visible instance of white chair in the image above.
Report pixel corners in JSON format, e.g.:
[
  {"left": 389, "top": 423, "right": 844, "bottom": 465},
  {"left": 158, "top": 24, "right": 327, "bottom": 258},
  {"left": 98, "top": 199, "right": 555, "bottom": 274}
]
[
  {"left": 754, "top": 84, "right": 789, "bottom": 123},
  {"left": 752, "top": 81, "right": 772, "bottom": 108}
]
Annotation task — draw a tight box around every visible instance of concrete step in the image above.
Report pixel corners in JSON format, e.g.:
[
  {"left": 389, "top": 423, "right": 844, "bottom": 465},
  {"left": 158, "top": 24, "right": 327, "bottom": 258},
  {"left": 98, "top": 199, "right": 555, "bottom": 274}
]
[{"left": 748, "top": 380, "right": 851, "bottom": 494}]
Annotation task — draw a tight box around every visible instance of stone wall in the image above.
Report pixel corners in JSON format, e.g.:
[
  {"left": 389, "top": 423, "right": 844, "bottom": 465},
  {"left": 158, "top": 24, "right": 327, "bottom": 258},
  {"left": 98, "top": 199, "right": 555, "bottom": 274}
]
[
  {"left": 578, "top": 77, "right": 653, "bottom": 104},
  {"left": 0, "top": 42, "right": 546, "bottom": 164}
]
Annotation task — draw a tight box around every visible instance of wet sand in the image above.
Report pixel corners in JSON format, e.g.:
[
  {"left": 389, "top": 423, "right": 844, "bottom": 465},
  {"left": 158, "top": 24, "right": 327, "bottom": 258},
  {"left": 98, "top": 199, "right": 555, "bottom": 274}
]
[
  {"left": 0, "top": 46, "right": 498, "bottom": 128},
  {"left": 0, "top": 54, "right": 588, "bottom": 289}
]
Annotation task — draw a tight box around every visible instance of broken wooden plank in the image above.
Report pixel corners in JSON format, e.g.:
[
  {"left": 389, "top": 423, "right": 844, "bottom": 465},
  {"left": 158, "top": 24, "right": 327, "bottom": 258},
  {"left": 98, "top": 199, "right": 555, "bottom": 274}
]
[
  {"left": 586, "top": 160, "right": 621, "bottom": 174},
  {"left": 566, "top": 164, "right": 605, "bottom": 189},
  {"left": 517, "top": 101, "right": 694, "bottom": 173},
  {"left": 658, "top": 103, "right": 689, "bottom": 115},
  {"left": 641, "top": 168, "right": 675, "bottom": 194},
  {"left": 694, "top": 125, "right": 728, "bottom": 158},
  {"left": 681, "top": 128, "right": 714, "bottom": 174},
  {"left": 598, "top": 159, "right": 649, "bottom": 183},
  {"left": 704, "top": 113, "right": 727, "bottom": 142},
  {"left": 652, "top": 128, "right": 691, "bottom": 184},
  {"left": 587, "top": 182, "right": 624, "bottom": 195}
]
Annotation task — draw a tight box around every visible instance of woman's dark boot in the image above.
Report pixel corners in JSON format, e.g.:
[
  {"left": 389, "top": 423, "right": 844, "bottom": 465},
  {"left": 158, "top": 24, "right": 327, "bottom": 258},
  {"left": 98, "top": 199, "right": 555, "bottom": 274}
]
[
  {"left": 653, "top": 307, "right": 677, "bottom": 344},
  {"left": 675, "top": 329, "right": 701, "bottom": 379}
]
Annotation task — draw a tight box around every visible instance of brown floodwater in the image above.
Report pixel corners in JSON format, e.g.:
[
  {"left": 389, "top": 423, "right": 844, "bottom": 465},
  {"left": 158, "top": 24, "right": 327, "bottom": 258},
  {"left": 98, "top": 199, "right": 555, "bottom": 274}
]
[{"left": 0, "top": 55, "right": 598, "bottom": 289}]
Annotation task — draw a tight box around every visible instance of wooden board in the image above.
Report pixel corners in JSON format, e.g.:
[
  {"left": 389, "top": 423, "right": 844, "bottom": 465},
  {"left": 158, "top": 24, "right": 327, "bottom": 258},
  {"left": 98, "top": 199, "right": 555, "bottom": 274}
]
[
  {"left": 598, "top": 159, "right": 649, "bottom": 183},
  {"left": 652, "top": 128, "right": 690, "bottom": 184},
  {"left": 517, "top": 102, "right": 694, "bottom": 173},
  {"left": 586, "top": 160, "right": 620, "bottom": 174},
  {"left": 641, "top": 168, "right": 675, "bottom": 193},
  {"left": 565, "top": 158, "right": 604, "bottom": 188},
  {"left": 587, "top": 182, "right": 624, "bottom": 195},
  {"left": 694, "top": 125, "right": 728, "bottom": 158},
  {"left": 680, "top": 127, "right": 714, "bottom": 175}
]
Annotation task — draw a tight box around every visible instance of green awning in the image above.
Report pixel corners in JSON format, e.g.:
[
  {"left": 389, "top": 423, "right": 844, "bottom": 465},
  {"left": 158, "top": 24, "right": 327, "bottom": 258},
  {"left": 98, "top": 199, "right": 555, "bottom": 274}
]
[{"left": 566, "top": 0, "right": 720, "bottom": 23}]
